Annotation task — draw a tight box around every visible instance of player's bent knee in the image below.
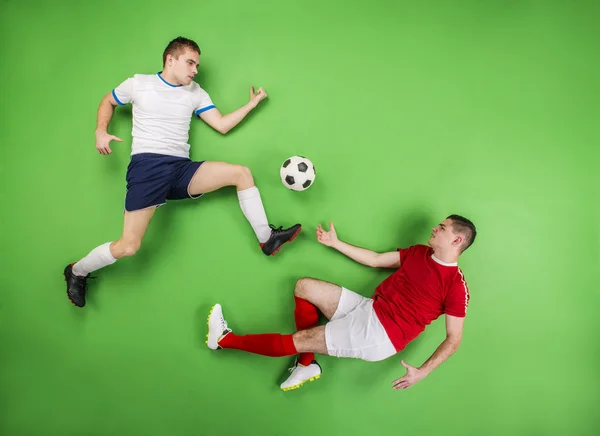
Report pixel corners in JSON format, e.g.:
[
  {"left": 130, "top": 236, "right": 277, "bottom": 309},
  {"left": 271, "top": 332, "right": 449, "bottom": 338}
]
[
  {"left": 294, "top": 278, "right": 312, "bottom": 298},
  {"left": 294, "top": 277, "right": 330, "bottom": 298},
  {"left": 120, "top": 240, "right": 142, "bottom": 258},
  {"left": 236, "top": 165, "right": 254, "bottom": 185}
]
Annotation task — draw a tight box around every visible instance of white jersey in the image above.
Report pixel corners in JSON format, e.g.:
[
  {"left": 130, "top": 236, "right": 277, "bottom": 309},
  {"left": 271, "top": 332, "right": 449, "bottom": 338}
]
[{"left": 112, "top": 73, "right": 215, "bottom": 158}]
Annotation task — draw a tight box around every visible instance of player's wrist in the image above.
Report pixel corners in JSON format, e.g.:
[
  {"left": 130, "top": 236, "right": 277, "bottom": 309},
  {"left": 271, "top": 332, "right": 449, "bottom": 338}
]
[{"left": 417, "top": 365, "right": 430, "bottom": 376}]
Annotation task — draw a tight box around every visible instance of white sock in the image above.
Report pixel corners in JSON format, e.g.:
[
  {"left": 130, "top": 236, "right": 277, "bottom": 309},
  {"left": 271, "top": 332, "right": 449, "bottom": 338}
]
[
  {"left": 72, "top": 242, "right": 117, "bottom": 276},
  {"left": 237, "top": 186, "right": 272, "bottom": 243}
]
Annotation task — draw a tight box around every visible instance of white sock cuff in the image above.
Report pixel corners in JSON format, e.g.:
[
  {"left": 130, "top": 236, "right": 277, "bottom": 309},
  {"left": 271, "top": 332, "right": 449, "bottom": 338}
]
[
  {"left": 100, "top": 242, "right": 117, "bottom": 263},
  {"left": 237, "top": 186, "right": 259, "bottom": 201},
  {"left": 72, "top": 241, "right": 117, "bottom": 277}
]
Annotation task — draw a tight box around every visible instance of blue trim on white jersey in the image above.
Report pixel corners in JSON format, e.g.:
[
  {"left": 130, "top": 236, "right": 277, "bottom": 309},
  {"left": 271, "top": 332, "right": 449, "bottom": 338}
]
[
  {"left": 157, "top": 72, "right": 182, "bottom": 87},
  {"left": 112, "top": 89, "right": 125, "bottom": 106},
  {"left": 196, "top": 105, "right": 216, "bottom": 116}
]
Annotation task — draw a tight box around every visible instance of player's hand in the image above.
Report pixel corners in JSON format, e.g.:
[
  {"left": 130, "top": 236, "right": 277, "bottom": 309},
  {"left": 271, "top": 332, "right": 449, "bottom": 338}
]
[
  {"left": 316, "top": 222, "right": 338, "bottom": 247},
  {"left": 392, "top": 361, "right": 427, "bottom": 390},
  {"left": 249, "top": 86, "right": 267, "bottom": 108},
  {"left": 96, "top": 129, "right": 123, "bottom": 155}
]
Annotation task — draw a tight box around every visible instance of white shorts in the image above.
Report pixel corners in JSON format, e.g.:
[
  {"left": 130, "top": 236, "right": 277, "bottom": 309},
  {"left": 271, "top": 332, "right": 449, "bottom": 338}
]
[{"left": 325, "top": 287, "right": 396, "bottom": 362}]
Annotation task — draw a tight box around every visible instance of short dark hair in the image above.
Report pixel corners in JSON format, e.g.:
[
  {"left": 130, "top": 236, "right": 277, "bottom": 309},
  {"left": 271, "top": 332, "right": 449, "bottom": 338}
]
[
  {"left": 447, "top": 214, "right": 477, "bottom": 252},
  {"left": 163, "top": 37, "right": 201, "bottom": 66}
]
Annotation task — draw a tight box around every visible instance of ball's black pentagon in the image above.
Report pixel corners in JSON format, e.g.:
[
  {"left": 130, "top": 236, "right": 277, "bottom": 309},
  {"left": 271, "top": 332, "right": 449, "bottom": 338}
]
[
  {"left": 313, "top": 165, "right": 316, "bottom": 175},
  {"left": 302, "top": 179, "right": 312, "bottom": 189},
  {"left": 285, "top": 175, "right": 295, "bottom": 185},
  {"left": 282, "top": 159, "right": 291, "bottom": 168},
  {"left": 297, "top": 162, "right": 308, "bottom": 173}
]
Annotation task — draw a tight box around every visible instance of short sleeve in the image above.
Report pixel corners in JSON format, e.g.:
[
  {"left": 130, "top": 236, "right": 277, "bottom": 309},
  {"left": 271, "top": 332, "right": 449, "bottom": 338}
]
[
  {"left": 444, "top": 273, "right": 470, "bottom": 317},
  {"left": 112, "top": 77, "right": 134, "bottom": 106},
  {"left": 193, "top": 86, "right": 216, "bottom": 116},
  {"left": 398, "top": 244, "right": 427, "bottom": 265}
]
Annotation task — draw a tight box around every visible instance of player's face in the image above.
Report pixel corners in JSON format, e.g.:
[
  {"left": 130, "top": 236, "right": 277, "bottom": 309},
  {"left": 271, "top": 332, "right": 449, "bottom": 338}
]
[
  {"left": 172, "top": 48, "right": 199, "bottom": 86},
  {"left": 427, "top": 219, "right": 456, "bottom": 249}
]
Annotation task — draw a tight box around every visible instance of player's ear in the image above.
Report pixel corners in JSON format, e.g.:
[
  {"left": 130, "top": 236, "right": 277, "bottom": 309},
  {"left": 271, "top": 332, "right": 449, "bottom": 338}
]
[{"left": 452, "top": 235, "right": 463, "bottom": 246}]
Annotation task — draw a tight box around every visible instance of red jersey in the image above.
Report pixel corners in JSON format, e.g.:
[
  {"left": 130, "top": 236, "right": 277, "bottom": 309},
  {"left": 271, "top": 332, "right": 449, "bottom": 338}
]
[{"left": 372, "top": 244, "right": 470, "bottom": 352}]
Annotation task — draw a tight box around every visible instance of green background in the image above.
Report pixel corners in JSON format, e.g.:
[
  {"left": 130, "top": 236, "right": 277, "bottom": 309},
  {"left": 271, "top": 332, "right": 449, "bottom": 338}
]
[{"left": 1, "top": 0, "right": 598, "bottom": 435}]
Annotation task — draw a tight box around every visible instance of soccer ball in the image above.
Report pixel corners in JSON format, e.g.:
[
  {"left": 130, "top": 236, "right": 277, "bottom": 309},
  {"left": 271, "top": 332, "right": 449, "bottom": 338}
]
[{"left": 280, "top": 156, "right": 316, "bottom": 191}]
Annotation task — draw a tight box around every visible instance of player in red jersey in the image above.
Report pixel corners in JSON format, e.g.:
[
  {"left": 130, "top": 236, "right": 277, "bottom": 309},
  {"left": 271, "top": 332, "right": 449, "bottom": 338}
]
[{"left": 206, "top": 214, "right": 476, "bottom": 391}]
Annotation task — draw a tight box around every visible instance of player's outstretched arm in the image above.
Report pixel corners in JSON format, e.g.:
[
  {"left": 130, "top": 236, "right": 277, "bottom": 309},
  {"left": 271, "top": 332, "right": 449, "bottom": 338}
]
[
  {"left": 316, "top": 222, "right": 401, "bottom": 268},
  {"left": 199, "top": 86, "right": 267, "bottom": 134},
  {"left": 95, "top": 93, "right": 123, "bottom": 155},
  {"left": 392, "top": 315, "right": 463, "bottom": 390}
]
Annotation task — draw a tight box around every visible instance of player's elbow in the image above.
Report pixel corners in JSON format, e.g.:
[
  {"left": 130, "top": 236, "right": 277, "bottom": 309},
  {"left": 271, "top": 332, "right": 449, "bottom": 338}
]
[
  {"left": 370, "top": 253, "right": 393, "bottom": 268},
  {"left": 215, "top": 123, "right": 230, "bottom": 135},
  {"left": 367, "top": 254, "right": 381, "bottom": 268},
  {"left": 446, "top": 334, "right": 462, "bottom": 351}
]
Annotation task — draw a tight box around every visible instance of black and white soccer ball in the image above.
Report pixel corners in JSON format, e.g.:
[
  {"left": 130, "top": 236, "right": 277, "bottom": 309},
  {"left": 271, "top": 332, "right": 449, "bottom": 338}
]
[{"left": 280, "top": 156, "right": 316, "bottom": 191}]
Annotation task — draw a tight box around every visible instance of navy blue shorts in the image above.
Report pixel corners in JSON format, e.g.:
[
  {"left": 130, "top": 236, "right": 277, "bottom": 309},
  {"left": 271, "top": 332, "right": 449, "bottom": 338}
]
[{"left": 125, "top": 153, "right": 205, "bottom": 212}]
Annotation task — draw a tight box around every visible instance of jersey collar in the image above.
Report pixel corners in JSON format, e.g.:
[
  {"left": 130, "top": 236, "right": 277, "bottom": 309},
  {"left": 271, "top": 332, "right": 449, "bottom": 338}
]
[
  {"left": 431, "top": 254, "right": 458, "bottom": 267},
  {"left": 157, "top": 71, "right": 182, "bottom": 87}
]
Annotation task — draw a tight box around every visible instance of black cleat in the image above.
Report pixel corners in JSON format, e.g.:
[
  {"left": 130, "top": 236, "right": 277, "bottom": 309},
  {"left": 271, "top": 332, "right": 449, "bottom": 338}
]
[
  {"left": 260, "top": 224, "right": 302, "bottom": 256},
  {"left": 63, "top": 264, "right": 94, "bottom": 307}
]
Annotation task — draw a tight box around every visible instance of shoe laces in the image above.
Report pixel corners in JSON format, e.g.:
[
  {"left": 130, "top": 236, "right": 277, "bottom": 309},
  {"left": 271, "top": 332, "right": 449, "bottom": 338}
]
[
  {"left": 287, "top": 358, "right": 299, "bottom": 373},
  {"left": 219, "top": 316, "right": 229, "bottom": 334},
  {"left": 73, "top": 274, "right": 96, "bottom": 292},
  {"left": 269, "top": 224, "right": 284, "bottom": 233}
]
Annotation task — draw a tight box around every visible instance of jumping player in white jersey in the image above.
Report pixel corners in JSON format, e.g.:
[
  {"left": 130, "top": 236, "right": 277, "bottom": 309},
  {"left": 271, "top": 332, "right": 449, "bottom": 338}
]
[{"left": 64, "top": 37, "right": 301, "bottom": 307}]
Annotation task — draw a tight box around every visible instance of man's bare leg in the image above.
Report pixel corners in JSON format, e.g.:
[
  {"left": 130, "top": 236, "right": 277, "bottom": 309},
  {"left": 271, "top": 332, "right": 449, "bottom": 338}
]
[
  {"left": 64, "top": 207, "right": 156, "bottom": 307},
  {"left": 291, "top": 278, "right": 342, "bottom": 369},
  {"left": 188, "top": 161, "right": 301, "bottom": 256}
]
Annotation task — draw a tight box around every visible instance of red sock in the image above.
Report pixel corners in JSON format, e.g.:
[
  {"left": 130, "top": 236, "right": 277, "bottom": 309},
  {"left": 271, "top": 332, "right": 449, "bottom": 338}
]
[
  {"left": 294, "top": 296, "right": 319, "bottom": 366},
  {"left": 219, "top": 333, "right": 297, "bottom": 357}
]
